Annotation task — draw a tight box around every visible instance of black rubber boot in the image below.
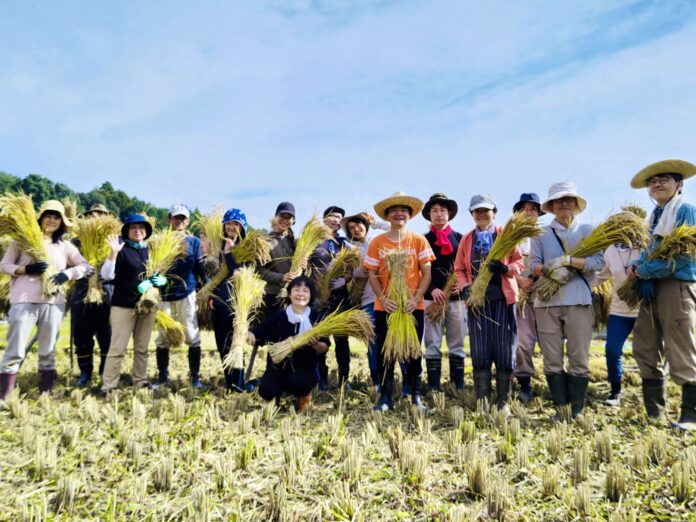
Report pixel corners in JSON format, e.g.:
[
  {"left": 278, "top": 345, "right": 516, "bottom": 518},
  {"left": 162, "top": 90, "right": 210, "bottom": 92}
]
[
  {"left": 496, "top": 370, "right": 513, "bottom": 411},
  {"left": 426, "top": 358, "right": 442, "bottom": 392},
  {"left": 517, "top": 376, "right": 533, "bottom": 403},
  {"left": 546, "top": 372, "right": 568, "bottom": 407},
  {"left": 188, "top": 346, "right": 202, "bottom": 389},
  {"left": 38, "top": 370, "right": 56, "bottom": 394},
  {"left": 449, "top": 356, "right": 465, "bottom": 391},
  {"left": 77, "top": 362, "right": 93, "bottom": 387},
  {"left": 567, "top": 374, "right": 589, "bottom": 418},
  {"left": 674, "top": 383, "right": 696, "bottom": 431},
  {"left": 226, "top": 368, "right": 244, "bottom": 393},
  {"left": 0, "top": 372, "right": 18, "bottom": 401},
  {"left": 473, "top": 369, "right": 492, "bottom": 402},
  {"left": 151, "top": 348, "right": 170, "bottom": 389},
  {"left": 641, "top": 378, "right": 666, "bottom": 420}
]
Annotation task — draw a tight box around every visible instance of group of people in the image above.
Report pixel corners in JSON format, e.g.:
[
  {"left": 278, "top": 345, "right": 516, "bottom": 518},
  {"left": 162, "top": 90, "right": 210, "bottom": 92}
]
[{"left": 0, "top": 159, "right": 694, "bottom": 430}]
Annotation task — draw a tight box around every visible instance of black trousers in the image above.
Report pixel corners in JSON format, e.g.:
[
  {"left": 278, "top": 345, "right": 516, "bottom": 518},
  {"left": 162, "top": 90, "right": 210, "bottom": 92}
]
[
  {"left": 71, "top": 301, "right": 111, "bottom": 375},
  {"left": 375, "top": 309, "right": 424, "bottom": 396},
  {"left": 258, "top": 355, "right": 318, "bottom": 400},
  {"left": 317, "top": 335, "right": 350, "bottom": 382},
  {"left": 212, "top": 304, "right": 243, "bottom": 389}
]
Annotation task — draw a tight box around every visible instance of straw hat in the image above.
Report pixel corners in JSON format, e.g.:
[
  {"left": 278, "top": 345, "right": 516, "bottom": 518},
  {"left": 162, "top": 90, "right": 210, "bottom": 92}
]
[
  {"left": 373, "top": 192, "right": 424, "bottom": 220},
  {"left": 540, "top": 181, "right": 587, "bottom": 214},
  {"left": 37, "top": 200, "right": 74, "bottom": 230},
  {"left": 85, "top": 203, "right": 113, "bottom": 216},
  {"left": 630, "top": 159, "right": 696, "bottom": 189}
]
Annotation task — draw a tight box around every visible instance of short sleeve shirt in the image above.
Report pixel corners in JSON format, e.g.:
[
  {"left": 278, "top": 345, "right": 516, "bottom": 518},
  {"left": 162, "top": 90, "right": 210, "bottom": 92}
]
[{"left": 363, "top": 231, "right": 436, "bottom": 312}]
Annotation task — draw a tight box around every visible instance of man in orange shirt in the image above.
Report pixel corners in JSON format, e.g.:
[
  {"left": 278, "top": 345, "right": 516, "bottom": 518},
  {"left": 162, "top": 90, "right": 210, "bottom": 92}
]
[{"left": 364, "top": 192, "right": 435, "bottom": 412}]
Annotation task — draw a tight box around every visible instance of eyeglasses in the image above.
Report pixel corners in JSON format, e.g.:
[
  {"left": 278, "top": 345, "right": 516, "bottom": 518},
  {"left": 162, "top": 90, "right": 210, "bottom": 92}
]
[
  {"left": 646, "top": 175, "right": 675, "bottom": 186},
  {"left": 553, "top": 197, "right": 576, "bottom": 204}
]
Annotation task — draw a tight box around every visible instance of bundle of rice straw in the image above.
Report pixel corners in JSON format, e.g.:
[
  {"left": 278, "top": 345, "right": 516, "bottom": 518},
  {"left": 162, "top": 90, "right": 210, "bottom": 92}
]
[
  {"left": 0, "top": 193, "right": 59, "bottom": 295},
  {"left": 535, "top": 211, "right": 650, "bottom": 302},
  {"left": 592, "top": 278, "right": 613, "bottom": 330},
  {"left": 382, "top": 249, "right": 421, "bottom": 363},
  {"left": 621, "top": 204, "right": 647, "bottom": 220},
  {"left": 425, "top": 272, "right": 457, "bottom": 323},
  {"left": 61, "top": 197, "right": 79, "bottom": 238},
  {"left": 223, "top": 266, "right": 267, "bottom": 370},
  {"left": 467, "top": 212, "right": 543, "bottom": 308},
  {"left": 75, "top": 214, "right": 121, "bottom": 304},
  {"left": 616, "top": 224, "right": 696, "bottom": 309},
  {"left": 136, "top": 228, "right": 187, "bottom": 314},
  {"left": 196, "top": 230, "right": 271, "bottom": 329},
  {"left": 268, "top": 308, "right": 374, "bottom": 364},
  {"left": 0, "top": 237, "right": 10, "bottom": 315},
  {"left": 199, "top": 206, "right": 224, "bottom": 275},
  {"left": 155, "top": 309, "right": 186, "bottom": 346},
  {"left": 348, "top": 276, "right": 368, "bottom": 306},
  {"left": 289, "top": 214, "right": 333, "bottom": 276},
  {"left": 517, "top": 288, "right": 530, "bottom": 319},
  {"left": 315, "top": 247, "right": 362, "bottom": 307}
]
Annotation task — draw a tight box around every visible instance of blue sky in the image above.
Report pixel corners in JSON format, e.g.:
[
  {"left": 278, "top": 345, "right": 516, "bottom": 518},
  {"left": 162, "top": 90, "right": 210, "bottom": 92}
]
[{"left": 2, "top": 1, "right": 696, "bottom": 230}]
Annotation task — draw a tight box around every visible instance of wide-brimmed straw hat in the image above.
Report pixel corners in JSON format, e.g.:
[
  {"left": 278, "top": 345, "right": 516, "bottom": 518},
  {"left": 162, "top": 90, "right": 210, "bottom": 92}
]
[
  {"left": 85, "top": 203, "right": 113, "bottom": 216},
  {"left": 37, "top": 200, "right": 74, "bottom": 230},
  {"left": 630, "top": 159, "right": 696, "bottom": 189},
  {"left": 341, "top": 212, "right": 371, "bottom": 238},
  {"left": 373, "top": 192, "right": 424, "bottom": 220},
  {"left": 541, "top": 181, "right": 587, "bottom": 214},
  {"left": 422, "top": 193, "right": 458, "bottom": 221}
]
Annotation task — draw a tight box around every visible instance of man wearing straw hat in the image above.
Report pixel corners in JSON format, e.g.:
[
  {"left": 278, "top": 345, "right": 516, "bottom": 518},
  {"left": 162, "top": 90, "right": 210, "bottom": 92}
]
[
  {"left": 151, "top": 204, "right": 209, "bottom": 389},
  {"left": 421, "top": 193, "right": 467, "bottom": 392},
  {"left": 627, "top": 159, "right": 696, "bottom": 430},
  {"left": 364, "top": 192, "right": 435, "bottom": 412}
]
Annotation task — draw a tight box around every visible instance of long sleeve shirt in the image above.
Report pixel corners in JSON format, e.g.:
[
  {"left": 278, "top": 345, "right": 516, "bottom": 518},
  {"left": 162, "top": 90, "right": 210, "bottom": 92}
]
[
  {"left": 161, "top": 234, "right": 208, "bottom": 301},
  {"left": 0, "top": 239, "right": 91, "bottom": 305},
  {"left": 595, "top": 245, "right": 641, "bottom": 317},
  {"left": 634, "top": 202, "right": 696, "bottom": 282},
  {"left": 257, "top": 231, "right": 294, "bottom": 296},
  {"left": 529, "top": 219, "right": 605, "bottom": 307}
]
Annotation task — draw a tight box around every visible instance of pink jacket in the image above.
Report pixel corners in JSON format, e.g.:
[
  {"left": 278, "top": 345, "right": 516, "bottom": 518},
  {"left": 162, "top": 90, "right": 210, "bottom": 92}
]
[
  {"left": 454, "top": 225, "right": 524, "bottom": 305},
  {"left": 0, "top": 239, "right": 91, "bottom": 305}
]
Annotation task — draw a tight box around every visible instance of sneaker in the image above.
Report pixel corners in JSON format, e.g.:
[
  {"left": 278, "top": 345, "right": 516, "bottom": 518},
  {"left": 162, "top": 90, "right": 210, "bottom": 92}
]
[
  {"left": 411, "top": 393, "right": 429, "bottom": 415},
  {"left": 150, "top": 377, "right": 170, "bottom": 390},
  {"left": 373, "top": 394, "right": 393, "bottom": 412},
  {"left": 604, "top": 392, "right": 621, "bottom": 407}
]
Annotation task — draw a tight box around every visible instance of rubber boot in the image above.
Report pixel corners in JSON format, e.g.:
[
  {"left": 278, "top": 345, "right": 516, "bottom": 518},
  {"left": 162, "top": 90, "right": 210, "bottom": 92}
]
[
  {"left": 373, "top": 380, "right": 394, "bottom": 412},
  {"left": 0, "top": 373, "right": 18, "bottom": 401},
  {"left": 38, "top": 370, "right": 56, "bottom": 394},
  {"left": 151, "top": 348, "right": 170, "bottom": 389},
  {"left": 449, "top": 356, "right": 465, "bottom": 391},
  {"left": 76, "top": 362, "right": 93, "bottom": 388},
  {"left": 517, "top": 376, "right": 533, "bottom": 403},
  {"left": 473, "top": 369, "right": 492, "bottom": 402},
  {"left": 567, "top": 374, "right": 589, "bottom": 418},
  {"left": 641, "top": 378, "right": 666, "bottom": 420},
  {"left": 496, "top": 370, "right": 513, "bottom": 411},
  {"left": 188, "top": 346, "right": 202, "bottom": 389},
  {"left": 674, "top": 384, "right": 696, "bottom": 431},
  {"left": 545, "top": 373, "right": 568, "bottom": 407},
  {"left": 226, "top": 368, "right": 244, "bottom": 393},
  {"left": 400, "top": 364, "right": 409, "bottom": 398},
  {"left": 426, "top": 358, "right": 442, "bottom": 392}
]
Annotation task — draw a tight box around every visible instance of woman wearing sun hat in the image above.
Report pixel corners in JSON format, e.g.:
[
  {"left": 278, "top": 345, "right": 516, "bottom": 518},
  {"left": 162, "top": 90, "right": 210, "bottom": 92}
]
[
  {"left": 364, "top": 192, "right": 435, "bottom": 412},
  {"left": 99, "top": 214, "right": 166, "bottom": 394},
  {"left": 454, "top": 194, "right": 524, "bottom": 411},
  {"left": 0, "top": 200, "right": 91, "bottom": 399},
  {"left": 529, "top": 182, "right": 605, "bottom": 419},
  {"left": 626, "top": 159, "right": 696, "bottom": 430}
]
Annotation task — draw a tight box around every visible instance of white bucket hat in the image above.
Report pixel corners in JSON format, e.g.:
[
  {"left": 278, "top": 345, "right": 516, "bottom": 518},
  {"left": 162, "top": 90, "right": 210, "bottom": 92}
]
[{"left": 541, "top": 181, "right": 587, "bottom": 214}]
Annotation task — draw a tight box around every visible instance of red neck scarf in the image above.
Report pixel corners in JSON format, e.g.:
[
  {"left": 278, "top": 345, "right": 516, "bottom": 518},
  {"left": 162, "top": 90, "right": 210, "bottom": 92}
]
[{"left": 431, "top": 225, "right": 453, "bottom": 255}]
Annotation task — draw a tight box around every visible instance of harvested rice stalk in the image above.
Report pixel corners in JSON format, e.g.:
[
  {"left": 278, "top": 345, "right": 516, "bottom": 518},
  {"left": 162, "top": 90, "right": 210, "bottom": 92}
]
[
  {"left": 425, "top": 272, "right": 457, "bottom": 323},
  {"left": 315, "top": 247, "right": 362, "bottom": 307},
  {"left": 347, "top": 276, "right": 368, "bottom": 306},
  {"left": 0, "top": 273, "right": 9, "bottom": 316},
  {"left": 592, "top": 277, "right": 613, "bottom": 330},
  {"left": 0, "top": 193, "right": 58, "bottom": 295},
  {"left": 616, "top": 224, "right": 696, "bottom": 308},
  {"left": 75, "top": 214, "right": 121, "bottom": 304},
  {"left": 136, "top": 229, "right": 187, "bottom": 314},
  {"left": 224, "top": 266, "right": 266, "bottom": 370},
  {"left": 621, "top": 204, "right": 647, "bottom": 220},
  {"left": 536, "top": 211, "right": 650, "bottom": 301},
  {"left": 199, "top": 206, "right": 224, "bottom": 275},
  {"left": 382, "top": 249, "right": 420, "bottom": 363},
  {"left": 61, "top": 198, "right": 79, "bottom": 238},
  {"left": 155, "top": 309, "right": 185, "bottom": 347},
  {"left": 268, "top": 308, "right": 374, "bottom": 364},
  {"left": 517, "top": 289, "right": 530, "bottom": 319},
  {"left": 468, "top": 213, "right": 543, "bottom": 308}
]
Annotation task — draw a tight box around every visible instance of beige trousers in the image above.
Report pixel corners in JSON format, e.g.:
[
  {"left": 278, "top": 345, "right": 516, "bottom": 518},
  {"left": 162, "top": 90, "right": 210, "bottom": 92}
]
[
  {"left": 101, "top": 306, "right": 156, "bottom": 390},
  {"left": 632, "top": 278, "right": 696, "bottom": 386},
  {"left": 535, "top": 305, "right": 593, "bottom": 377}
]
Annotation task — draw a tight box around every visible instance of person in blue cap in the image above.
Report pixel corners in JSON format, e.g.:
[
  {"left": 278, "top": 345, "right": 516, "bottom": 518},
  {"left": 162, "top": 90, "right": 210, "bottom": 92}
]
[
  {"left": 100, "top": 214, "right": 166, "bottom": 394},
  {"left": 151, "top": 204, "right": 209, "bottom": 389}
]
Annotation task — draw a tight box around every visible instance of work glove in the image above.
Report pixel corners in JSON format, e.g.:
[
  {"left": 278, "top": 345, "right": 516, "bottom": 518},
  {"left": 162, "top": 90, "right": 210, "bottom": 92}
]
[
  {"left": 50, "top": 272, "right": 69, "bottom": 286},
  {"left": 151, "top": 274, "right": 167, "bottom": 287},
  {"left": 636, "top": 279, "right": 655, "bottom": 302},
  {"left": 137, "top": 279, "right": 153, "bottom": 294},
  {"left": 487, "top": 259, "right": 509, "bottom": 275},
  {"left": 329, "top": 277, "right": 346, "bottom": 290},
  {"left": 542, "top": 257, "right": 568, "bottom": 276},
  {"left": 25, "top": 261, "right": 49, "bottom": 275},
  {"left": 547, "top": 267, "right": 572, "bottom": 284}
]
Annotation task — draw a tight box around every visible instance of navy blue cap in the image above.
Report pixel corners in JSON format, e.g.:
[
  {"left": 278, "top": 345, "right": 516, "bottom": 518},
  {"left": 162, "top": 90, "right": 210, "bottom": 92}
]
[
  {"left": 121, "top": 214, "right": 153, "bottom": 239},
  {"left": 275, "top": 202, "right": 296, "bottom": 218},
  {"left": 512, "top": 193, "right": 545, "bottom": 216},
  {"left": 323, "top": 206, "right": 345, "bottom": 218}
]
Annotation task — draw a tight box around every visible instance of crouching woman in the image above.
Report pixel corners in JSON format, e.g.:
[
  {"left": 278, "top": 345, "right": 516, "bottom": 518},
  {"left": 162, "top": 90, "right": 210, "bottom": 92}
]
[{"left": 247, "top": 275, "right": 329, "bottom": 412}]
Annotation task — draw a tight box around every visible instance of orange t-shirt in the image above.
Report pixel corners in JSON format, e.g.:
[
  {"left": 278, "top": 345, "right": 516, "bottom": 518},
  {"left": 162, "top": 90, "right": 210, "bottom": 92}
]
[{"left": 363, "top": 231, "right": 436, "bottom": 312}]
